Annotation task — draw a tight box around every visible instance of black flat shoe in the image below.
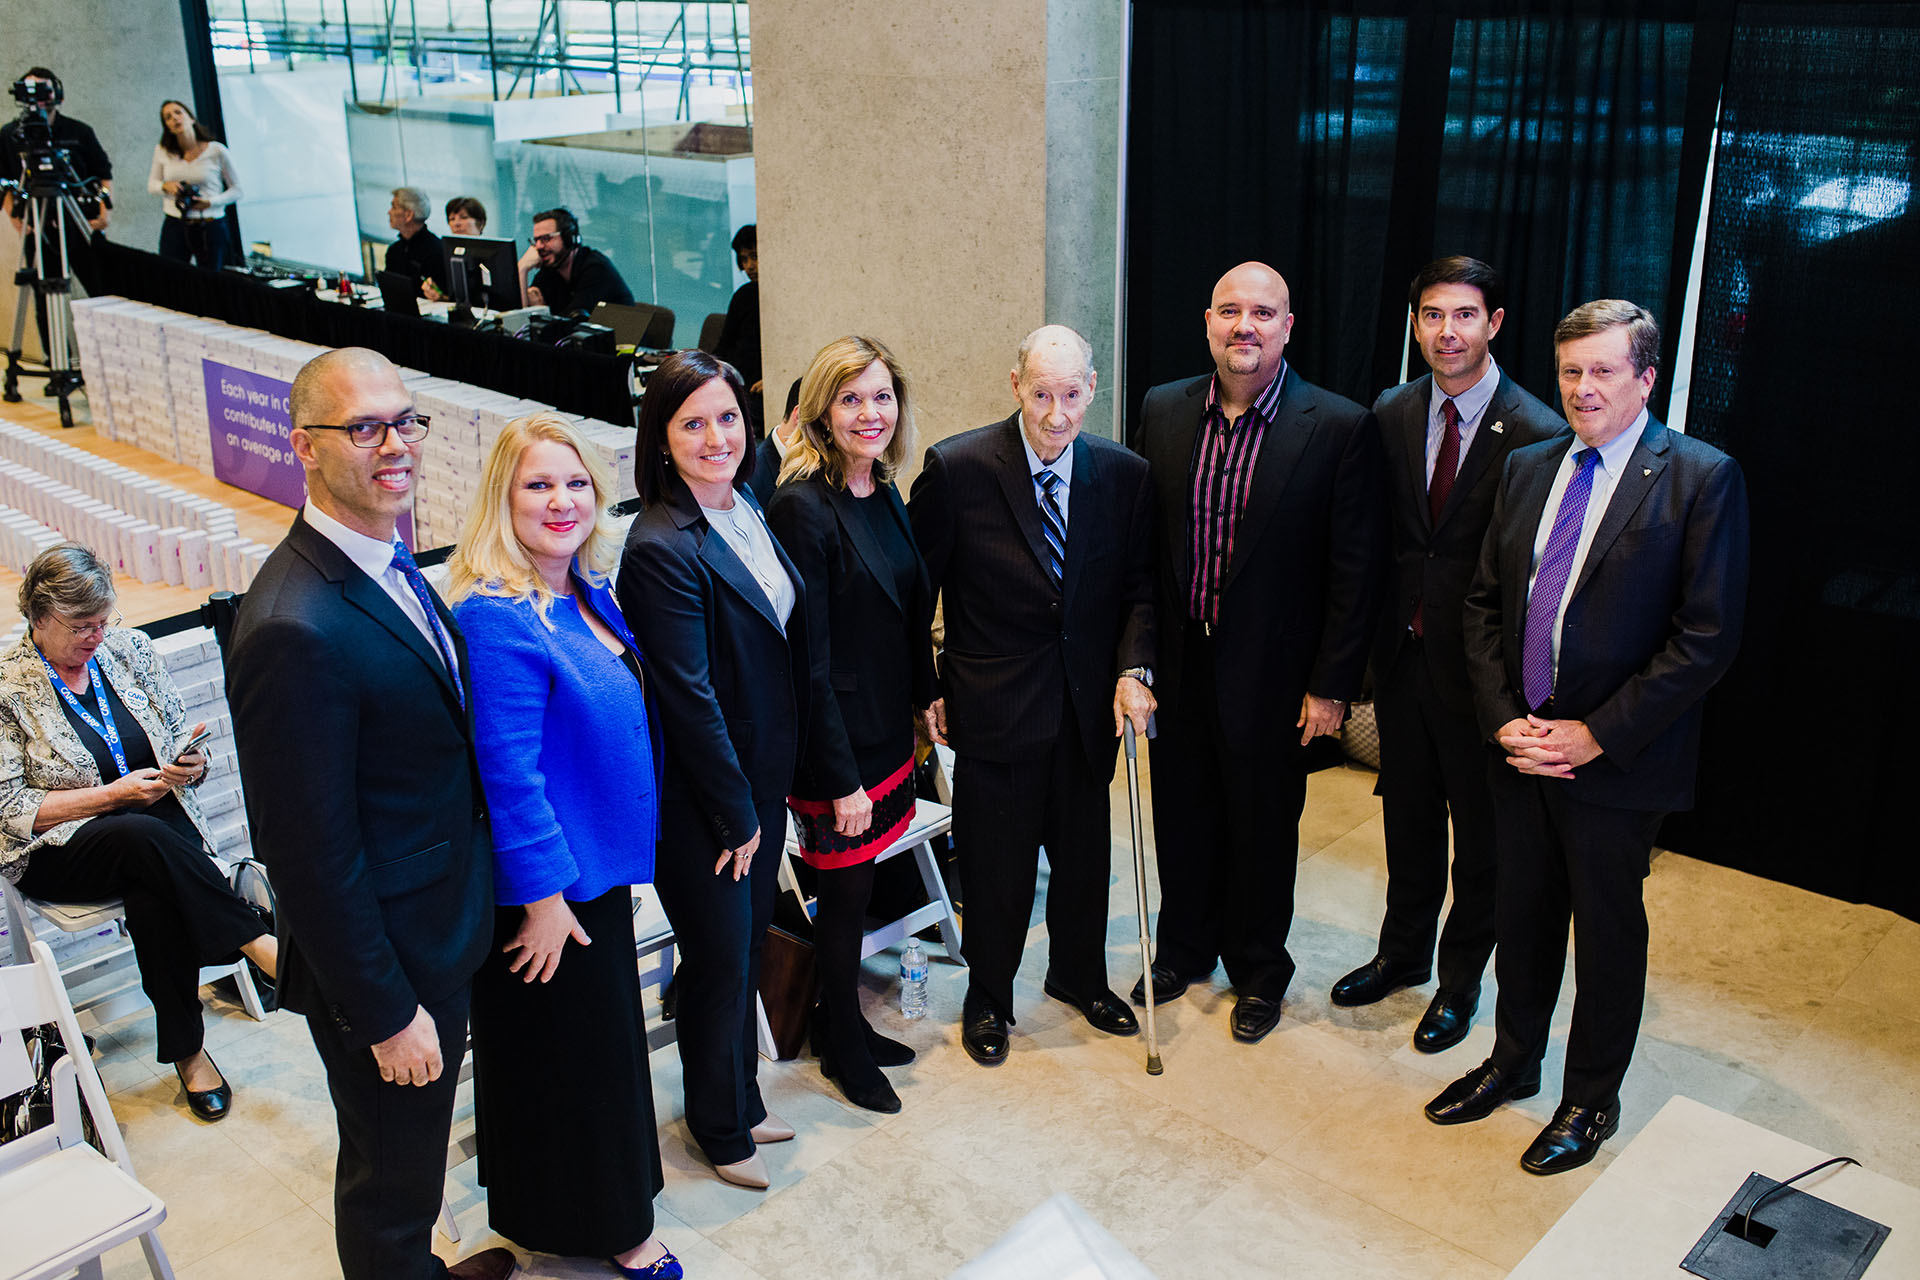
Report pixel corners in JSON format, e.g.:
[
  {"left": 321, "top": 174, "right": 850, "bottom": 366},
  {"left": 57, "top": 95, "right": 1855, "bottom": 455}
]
[
  {"left": 1521, "top": 1103, "right": 1618, "bottom": 1175},
  {"left": 1129, "top": 962, "right": 1207, "bottom": 1007},
  {"left": 1230, "top": 995, "right": 1283, "bottom": 1043},
  {"left": 1413, "top": 987, "right": 1479, "bottom": 1054},
  {"left": 1043, "top": 979, "right": 1140, "bottom": 1037},
  {"left": 961, "top": 1000, "right": 1009, "bottom": 1067},
  {"left": 1424, "top": 1058, "right": 1540, "bottom": 1125},
  {"left": 175, "top": 1056, "right": 232, "bottom": 1122},
  {"left": 1329, "top": 954, "right": 1431, "bottom": 1007}
]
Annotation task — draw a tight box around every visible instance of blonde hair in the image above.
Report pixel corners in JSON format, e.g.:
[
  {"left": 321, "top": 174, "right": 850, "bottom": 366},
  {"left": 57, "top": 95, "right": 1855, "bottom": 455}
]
[
  {"left": 446, "top": 413, "right": 621, "bottom": 624},
  {"left": 778, "top": 335, "right": 915, "bottom": 489}
]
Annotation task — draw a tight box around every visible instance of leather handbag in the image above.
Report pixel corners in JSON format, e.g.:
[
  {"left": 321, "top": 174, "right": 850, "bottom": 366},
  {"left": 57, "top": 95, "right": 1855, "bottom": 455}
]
[{"left": 757, "top": 924, "right": 817, "bottom": 1060}]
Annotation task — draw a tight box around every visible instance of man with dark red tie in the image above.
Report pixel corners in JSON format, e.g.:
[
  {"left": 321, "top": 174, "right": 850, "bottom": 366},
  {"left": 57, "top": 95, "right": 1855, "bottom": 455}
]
[
  {"left": 1331, "top": 258, "right": 1563, "bottom": 1051},
  {"left": 1425, "top": 300, "right": 1749, "bottom": 1174}
]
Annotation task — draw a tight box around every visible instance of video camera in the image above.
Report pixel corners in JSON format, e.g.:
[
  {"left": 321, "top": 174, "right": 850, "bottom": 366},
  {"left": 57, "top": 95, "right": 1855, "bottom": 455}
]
[{"left": 3, "top": 75, "right": 106, "bottom": 222}]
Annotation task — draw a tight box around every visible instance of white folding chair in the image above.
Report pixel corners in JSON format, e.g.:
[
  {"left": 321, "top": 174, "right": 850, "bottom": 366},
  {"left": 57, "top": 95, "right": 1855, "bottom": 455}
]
[
  {"left": 778, "top": 795, "right": 966, "bottom": 968},
  {"left": 0, "top": 939, "right": 175, "bottom": 1280},
  {"left": 2, "top": 878, "right": 269, "bottom": 1026}
]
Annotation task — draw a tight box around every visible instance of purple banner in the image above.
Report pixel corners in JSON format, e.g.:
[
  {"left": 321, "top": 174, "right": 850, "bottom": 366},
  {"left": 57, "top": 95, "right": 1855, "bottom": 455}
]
[
  {"left": 202, "top": 358, "right": 414, "bottom": 547},
  {"left": 204, "top": 360, "right": 304, "bottom": 509}
]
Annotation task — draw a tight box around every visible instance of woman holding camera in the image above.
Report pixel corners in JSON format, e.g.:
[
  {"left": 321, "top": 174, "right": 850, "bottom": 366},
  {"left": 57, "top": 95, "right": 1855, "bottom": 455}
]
[{"left": 148, "top": 99, "right": 241, "bottom": 270}]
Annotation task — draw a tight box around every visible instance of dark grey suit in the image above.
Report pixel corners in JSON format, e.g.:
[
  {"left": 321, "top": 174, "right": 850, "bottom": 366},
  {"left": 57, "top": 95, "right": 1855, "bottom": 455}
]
[
  {"left": 910, "top": 415, "right": 1154, "bottom": 1017},
  {"left": 1464, "top": 416, "right": 1749, "bottom": 1108},
  {"left": 1369, "top": 370, "right": 1563, "bottom": 989}
]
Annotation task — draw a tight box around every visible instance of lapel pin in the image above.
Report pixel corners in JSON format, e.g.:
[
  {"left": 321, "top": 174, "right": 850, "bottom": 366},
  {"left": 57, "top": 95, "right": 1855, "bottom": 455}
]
[
  {"left": 1489, "top": 421, "right": 1504, "bottom": 434},
  {"left": 1643, "top": 467, "right": 1652, "bottom": 476}
]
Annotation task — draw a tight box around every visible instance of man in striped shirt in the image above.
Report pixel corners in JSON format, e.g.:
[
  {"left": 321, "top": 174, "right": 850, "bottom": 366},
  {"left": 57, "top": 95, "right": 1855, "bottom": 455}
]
[{"left": 1129, "top": 261, "right": 1386, "bottom": 1044}]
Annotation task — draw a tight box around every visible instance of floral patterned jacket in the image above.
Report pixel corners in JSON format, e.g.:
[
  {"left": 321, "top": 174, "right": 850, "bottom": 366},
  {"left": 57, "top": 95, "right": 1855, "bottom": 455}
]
[{"left": 0, "top": 628, "right": 212, "bottom": 884}]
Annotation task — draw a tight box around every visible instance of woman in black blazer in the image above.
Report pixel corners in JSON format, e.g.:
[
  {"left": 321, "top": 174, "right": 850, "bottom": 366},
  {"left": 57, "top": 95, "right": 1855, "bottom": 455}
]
[
  {"left": 765, "top": 337, "right": 935, "bottom": 1113},
  {"left": 617, "top": 350, "right": 808, "bottom": 1191}
]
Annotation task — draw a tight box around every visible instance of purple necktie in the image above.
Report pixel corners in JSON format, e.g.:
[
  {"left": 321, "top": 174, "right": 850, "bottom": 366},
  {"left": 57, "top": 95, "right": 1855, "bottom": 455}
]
[
  {"left": 390, "top": 539, "right": 464, "bottom": 708},
  {"left": 1521, "top": 449, "right": 1599, "bottom": 711}
]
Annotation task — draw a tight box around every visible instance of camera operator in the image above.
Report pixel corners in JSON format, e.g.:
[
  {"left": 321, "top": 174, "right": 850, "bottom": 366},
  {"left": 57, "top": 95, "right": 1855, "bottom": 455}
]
[
  {"left": 0, "top": 67, "right": 112, "bottom": 301},
  {"left": 148, "top": 99, "right": 240, "bottom": 270}
]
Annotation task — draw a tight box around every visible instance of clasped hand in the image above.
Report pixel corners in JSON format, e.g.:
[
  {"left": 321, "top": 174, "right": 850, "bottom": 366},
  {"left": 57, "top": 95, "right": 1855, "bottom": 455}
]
[{"left": 1496, "top": 715, "right": 1602, "bottom": 777}]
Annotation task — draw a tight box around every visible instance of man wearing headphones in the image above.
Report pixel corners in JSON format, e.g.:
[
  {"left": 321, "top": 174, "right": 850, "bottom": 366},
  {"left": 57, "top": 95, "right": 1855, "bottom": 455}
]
[
  {"left": 0, "top": 66, "right": 113, "bottom": 301},
  {"left": 521, "top": 207, "right": 633, "bottom": 318}
]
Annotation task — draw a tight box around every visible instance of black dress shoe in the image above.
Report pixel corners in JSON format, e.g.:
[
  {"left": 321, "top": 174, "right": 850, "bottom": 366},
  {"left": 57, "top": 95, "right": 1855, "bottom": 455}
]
[
  {"left": 175, "top": 1056, "right": 232, "bottom": 1123},
  {"left": 961, "top": 1001, "right": 1009, "bottom": 1067},
  {"left": 1229, "top": 995, "right": 1283, "bottom": 1043},
  {"left": 446, "top": 1245, "right": 518, "bottom": 1279},
  {"left": 1412, "top": 987, "right": 1479, "bottom": 1054},
  {"left": 1129, "top": 962, "right": 1207, "bottom": 1007},
  {"left": 1424, "top": 1058, "right": 1540, "bottom": 1125},
  {"left": 1521, "top": 1103, "right": 1619, "bottom": 1175},
  {"left": 811, "top": 1003, "right": 917, "bottom": 1069},
  {"left": 822, "top": 1063, "right": 902, "bottom": 1114},
  {"left": 1043, "top": 979, "right": 1140, "bottom": 1036},
  {"left": 1329, "top": 954, "right": 1431, "bottom": 1007}
]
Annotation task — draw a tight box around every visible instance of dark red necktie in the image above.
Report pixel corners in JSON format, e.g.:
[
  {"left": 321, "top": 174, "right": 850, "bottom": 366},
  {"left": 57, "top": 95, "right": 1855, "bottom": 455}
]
[{"left": 1411, "top": 399, "right": 1462, "bottom": 638}]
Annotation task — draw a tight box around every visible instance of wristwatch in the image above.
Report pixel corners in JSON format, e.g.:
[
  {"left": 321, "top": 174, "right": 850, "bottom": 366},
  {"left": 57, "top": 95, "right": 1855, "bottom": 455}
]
[{"left": 1120, "top": 666, "right": 1154, "bottom": 688}]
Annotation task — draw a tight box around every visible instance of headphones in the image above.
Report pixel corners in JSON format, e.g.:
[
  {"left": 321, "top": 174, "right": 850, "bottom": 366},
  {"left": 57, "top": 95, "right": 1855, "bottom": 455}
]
[{"left": 548, "top": 207, "right": 580, "bottom": 253}]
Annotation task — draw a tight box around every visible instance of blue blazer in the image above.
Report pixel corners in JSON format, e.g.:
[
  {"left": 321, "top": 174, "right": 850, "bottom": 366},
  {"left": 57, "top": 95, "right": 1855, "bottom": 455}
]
[{"left": 456, "top": 575, "right": 663, "bottom": 904}]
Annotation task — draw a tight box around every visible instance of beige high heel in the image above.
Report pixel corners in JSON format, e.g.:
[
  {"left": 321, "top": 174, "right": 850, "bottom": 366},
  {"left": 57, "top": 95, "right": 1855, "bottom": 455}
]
[
  {"left": 714, "top": 1151, "right": 770, "bottom": 1189},
  {"left": 749, "top": 1111, "right": 795, "bottom": 1143}
]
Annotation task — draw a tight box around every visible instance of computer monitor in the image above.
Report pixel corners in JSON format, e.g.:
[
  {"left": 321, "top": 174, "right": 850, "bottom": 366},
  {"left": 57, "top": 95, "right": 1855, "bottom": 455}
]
[
  {"left": 375, "top": 271, "right": 422, "bottom": 317},
  {"left": 442, "top": 235, "right": 520, "bottom": 312}
]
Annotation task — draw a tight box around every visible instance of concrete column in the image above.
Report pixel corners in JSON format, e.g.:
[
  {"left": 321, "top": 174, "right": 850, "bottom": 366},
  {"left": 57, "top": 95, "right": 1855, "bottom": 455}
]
[{"left": 754, "top": 0, "right": 1125, "bottom": 457}]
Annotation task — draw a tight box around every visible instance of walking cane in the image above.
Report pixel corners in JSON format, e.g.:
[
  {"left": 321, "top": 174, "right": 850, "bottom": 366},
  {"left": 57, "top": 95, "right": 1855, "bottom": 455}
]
[{"left": 1123, "top": 717, "right": 1164, "bottom": 1075}]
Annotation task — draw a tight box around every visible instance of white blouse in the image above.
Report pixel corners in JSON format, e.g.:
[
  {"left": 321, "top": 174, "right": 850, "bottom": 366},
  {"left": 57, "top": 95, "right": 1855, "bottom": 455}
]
[
  {"left": 700, "top": 499, "right": 796, "bottom": 626},
  {"left": 146, "top": 142, "right": 242, "bottom": 221}
]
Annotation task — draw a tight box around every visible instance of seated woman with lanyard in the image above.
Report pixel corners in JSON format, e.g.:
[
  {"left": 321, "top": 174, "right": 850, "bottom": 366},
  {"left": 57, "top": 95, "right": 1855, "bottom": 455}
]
[{"left": 0, "top": 544, "right": 277, "bottom": 1122}]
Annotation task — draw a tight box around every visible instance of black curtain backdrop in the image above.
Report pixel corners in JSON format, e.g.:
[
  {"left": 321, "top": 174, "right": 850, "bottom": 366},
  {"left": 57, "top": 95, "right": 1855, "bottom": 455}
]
[
  {"left": 1662, "top": 4, "right": 1920, "bottom": 921},
  {"left": 1126, "top": 1, "right": 1408, "bottom": 416},
  {"left": 1127, "top": 0, "right": 1714, "bottom": 423}
]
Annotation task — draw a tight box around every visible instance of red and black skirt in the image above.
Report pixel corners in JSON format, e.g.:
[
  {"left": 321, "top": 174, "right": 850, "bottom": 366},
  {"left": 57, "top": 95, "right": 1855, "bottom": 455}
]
[{"left": 788, "top": 756, "right": 916, "bottom": 870}]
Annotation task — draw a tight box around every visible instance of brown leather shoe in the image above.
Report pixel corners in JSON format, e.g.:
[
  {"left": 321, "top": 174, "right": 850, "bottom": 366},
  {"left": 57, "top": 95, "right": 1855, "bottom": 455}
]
[{"left": 447, "top": 1245, "right": 517, "bottom": 1279}]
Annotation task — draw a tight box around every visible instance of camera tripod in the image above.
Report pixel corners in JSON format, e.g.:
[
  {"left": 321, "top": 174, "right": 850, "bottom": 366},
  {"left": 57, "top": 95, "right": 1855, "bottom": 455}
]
[{"left": 3, "top": 177, "right": 97, "bottom": 429}]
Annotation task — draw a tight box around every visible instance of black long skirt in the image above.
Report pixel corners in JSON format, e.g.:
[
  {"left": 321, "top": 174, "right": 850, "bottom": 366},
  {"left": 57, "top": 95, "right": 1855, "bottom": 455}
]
[{"left": 471, "top": 885, "right": 663, "bottom": 1257}]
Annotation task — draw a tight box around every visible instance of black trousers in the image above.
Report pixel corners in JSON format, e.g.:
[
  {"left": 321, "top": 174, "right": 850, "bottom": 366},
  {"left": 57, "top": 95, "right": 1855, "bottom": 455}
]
[
  {"left": 1150, "top": 626, "right": 1309, "bottom": 1000},
  {"left": 16, "top": 811, "right": 262, "bottom": 1063},
  {"left": 1486, "top": 765, "right": 1664, "bottom": 1110},
  {"left": 652, "top": 795, "right": 782, "bottom": 1165},
  {"left": 158, "top": 216, "right": 229, "bottom": 271},
  {"left": 472, "top": 887, "right": 661, "bottom": 1257},
  {"left": 308, "top": 986, "right": 470, "bottom": 1280},
  {"left": 1374, "top": 635, "right": 1500, "bottom": 990},
  {"left": 952, "top": 693, "right": 1113, "bottom": 1020}
]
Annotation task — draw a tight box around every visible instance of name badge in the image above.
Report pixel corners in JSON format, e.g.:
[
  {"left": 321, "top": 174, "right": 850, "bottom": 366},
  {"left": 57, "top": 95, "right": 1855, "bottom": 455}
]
[{"left": 122, "top": 688, "right": 150, "bottom": 711}]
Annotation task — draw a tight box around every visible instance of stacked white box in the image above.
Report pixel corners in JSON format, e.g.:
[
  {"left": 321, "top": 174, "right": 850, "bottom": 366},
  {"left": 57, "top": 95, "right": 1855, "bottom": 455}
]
[
  {"left": 0, "top": 417, "right": 246, "bottom": 538},
  {"left": 0, "top": 505, "right": 66, "bottom": 573},
  {"left": 152, "top": 628, "right": 252, "bottom": 863},
  {"left": 577, "top": 418, "right": 640, "bottom": 503}
]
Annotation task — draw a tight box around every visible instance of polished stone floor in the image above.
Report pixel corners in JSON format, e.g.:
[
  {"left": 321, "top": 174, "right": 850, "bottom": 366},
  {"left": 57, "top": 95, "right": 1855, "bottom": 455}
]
[{"left": 75, "top": 762, "right": 1920, "bottom": 1278}]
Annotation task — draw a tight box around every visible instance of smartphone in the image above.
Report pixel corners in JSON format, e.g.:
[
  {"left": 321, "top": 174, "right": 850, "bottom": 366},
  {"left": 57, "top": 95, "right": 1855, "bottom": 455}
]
[{"left": 174, "top": 728, "right": 213, "bottom": 763}]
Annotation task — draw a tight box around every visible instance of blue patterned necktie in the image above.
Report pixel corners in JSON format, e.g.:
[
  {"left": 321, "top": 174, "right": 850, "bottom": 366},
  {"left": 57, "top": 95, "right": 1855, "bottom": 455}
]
[
  {"left": 389, "top": 539, "right": 464, "bottom": 708},
  {"left": 1036, "top": 468, "right": 1066, "bottom": 591},
  {"left": 1521, "top": 449, "right": 1600, "bottom": 710}
]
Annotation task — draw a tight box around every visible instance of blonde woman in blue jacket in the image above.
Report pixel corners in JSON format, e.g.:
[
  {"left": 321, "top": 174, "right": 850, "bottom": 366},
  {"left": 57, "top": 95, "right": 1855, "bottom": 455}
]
[{"left": 448, "top": 413, "right": 678, "bottom": 1279}]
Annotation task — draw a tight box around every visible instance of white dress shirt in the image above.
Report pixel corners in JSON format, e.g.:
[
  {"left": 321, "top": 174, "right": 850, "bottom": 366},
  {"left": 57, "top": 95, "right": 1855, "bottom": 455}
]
[
  {"left": 1019, "top": 422, "right": 1073, "bottom": 531},
  {"left": 1425, "top": 358, "right": 1502, "bottom": 485},
  {"left": 1525, "top": 409, "right": 1650, "bottom": 677},
  {"left": 302, "top": 502, "right": 461, "bottom": 682}
]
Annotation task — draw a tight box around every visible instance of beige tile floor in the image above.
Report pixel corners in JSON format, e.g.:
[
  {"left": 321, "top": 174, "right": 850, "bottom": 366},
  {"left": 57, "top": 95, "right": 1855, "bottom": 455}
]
[{"left": 68, "top": 761, "right": 1920, "bottom": 1279}]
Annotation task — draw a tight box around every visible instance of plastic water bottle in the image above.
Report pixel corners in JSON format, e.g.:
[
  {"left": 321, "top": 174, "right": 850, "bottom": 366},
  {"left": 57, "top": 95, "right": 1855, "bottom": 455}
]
[{"left": 899, "top": 940, "right": 928, "bottom": 1019}]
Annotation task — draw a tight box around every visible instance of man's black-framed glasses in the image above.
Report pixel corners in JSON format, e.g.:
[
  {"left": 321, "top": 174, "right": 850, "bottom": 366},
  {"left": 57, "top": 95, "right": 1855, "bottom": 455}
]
[{"left": 304, "top": 415, "right": 433, "bottom": 448}]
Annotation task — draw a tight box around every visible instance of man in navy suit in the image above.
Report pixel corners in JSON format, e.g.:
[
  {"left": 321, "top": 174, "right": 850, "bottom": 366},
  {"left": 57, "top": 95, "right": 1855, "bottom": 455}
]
[
  {"left": 911, "top": 325, "right": 1156, "bottom": 1066},
  {"left": 227, "top": 349, "right": 514, "bottom": 1278},
  {"left": 1331, "top": 257, "right": 1564, "bottom": 1052},
  {"left": 1424, "top": 301, "right": 1749, "bottom": 1174}
]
